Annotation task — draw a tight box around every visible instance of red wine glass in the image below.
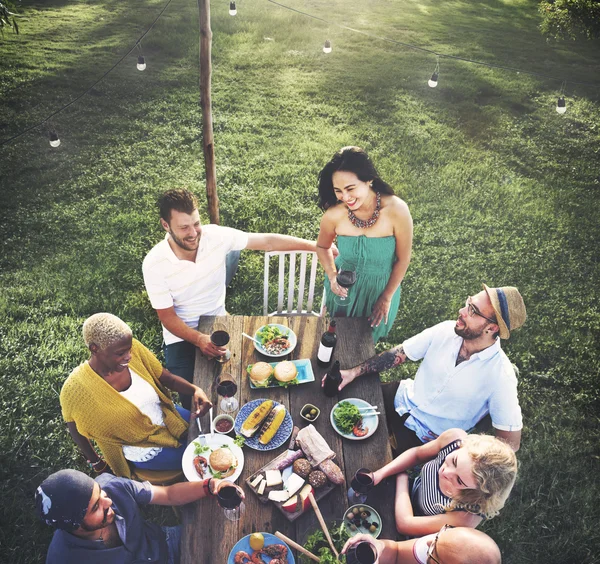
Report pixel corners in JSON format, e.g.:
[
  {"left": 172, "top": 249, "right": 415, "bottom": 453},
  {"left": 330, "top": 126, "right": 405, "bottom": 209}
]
[{"left": 216, "top": 372, "right": 238, "bottom": 412}]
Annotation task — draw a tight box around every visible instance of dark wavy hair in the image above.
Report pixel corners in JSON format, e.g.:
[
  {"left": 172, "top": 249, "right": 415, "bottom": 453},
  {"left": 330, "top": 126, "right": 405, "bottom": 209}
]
[
  {"left": 317, "top": 146, "right": 394, "bottom": 210},
  {"left": 158, "top": 189, "right": 198, "bottom": 223}
]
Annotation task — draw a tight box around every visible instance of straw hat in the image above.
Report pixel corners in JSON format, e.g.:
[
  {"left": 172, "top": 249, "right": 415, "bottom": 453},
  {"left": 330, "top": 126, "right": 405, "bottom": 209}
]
[{"left": 482, "top": 284, "right": 526, "bottom": 340}]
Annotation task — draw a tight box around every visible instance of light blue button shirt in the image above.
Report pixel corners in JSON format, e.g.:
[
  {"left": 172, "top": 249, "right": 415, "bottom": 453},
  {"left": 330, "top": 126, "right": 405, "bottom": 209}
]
[{"left": 394, "top": 320, "right": 522, "bottom": 441}]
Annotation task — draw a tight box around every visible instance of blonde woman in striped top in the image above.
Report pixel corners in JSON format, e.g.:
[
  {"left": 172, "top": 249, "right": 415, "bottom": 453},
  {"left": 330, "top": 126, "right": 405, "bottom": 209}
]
[{"left": 372, "top": 428, "right": 517, "bottom": 537}]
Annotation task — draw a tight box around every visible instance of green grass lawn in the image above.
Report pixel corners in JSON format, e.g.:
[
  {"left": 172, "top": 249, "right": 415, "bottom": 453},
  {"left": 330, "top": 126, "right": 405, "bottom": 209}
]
[{"left": 1, "top": 0, "right": 599, "bottom": 562}]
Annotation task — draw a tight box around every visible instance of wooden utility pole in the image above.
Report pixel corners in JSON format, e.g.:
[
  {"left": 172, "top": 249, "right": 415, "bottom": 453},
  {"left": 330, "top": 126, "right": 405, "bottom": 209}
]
[{"left": 198, "top": 0, "right": 219, "bottom": 224}]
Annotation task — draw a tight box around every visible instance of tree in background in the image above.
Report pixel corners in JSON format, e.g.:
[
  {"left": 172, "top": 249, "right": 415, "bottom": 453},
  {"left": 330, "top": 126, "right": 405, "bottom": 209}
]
[
  {"left": 0, "top": 0, "right": 19, "bottom": 34},
  {"left": 539, "top": 0, "right": 600, "bottom": 40}
]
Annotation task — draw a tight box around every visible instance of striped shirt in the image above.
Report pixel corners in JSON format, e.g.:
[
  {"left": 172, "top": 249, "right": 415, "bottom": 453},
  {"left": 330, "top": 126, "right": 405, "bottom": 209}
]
[{"left": 411, "top": 440, "right": 462, "bottom": 516}]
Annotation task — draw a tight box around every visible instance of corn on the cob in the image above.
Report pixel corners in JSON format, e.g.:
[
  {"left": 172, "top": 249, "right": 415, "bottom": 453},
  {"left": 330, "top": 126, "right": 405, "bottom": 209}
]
[
  {"left": 241, "top": 400, "right": 274, "bottom": 437},
  {"left": 258, "top": 404, "right": 286, "bottom": 445}
]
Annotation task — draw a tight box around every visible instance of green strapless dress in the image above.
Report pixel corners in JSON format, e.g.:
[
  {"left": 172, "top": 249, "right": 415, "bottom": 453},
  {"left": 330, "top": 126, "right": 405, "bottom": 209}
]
[{"left": 324, "top": 235, "right": 401, "bottom": 342}]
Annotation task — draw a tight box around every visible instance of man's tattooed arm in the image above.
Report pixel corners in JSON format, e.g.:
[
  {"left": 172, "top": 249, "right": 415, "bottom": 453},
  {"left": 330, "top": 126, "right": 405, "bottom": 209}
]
[{"left": 357, "top": 345, "right": 407, "bottom": 376}]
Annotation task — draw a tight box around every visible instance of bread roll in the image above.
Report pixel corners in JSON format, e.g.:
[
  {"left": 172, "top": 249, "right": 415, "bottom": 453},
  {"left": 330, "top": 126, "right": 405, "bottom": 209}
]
[
  {"left": 249, "top": 362, "right": 273, "bottom": 386},
  {"left": 274, "top": 360, "right": 298, "bottom": 383}
]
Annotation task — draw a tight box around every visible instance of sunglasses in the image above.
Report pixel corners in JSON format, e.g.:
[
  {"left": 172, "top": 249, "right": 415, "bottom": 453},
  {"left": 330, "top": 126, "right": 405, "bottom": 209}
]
[{"left": 427, "top": 524, "right": 454, "bottom": 564}]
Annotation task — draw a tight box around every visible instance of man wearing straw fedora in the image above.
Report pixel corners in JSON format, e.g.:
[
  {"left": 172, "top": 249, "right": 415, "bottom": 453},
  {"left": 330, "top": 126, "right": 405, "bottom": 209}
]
[{"left": 330, "top": 284, "right": 526, "bottom": 453}]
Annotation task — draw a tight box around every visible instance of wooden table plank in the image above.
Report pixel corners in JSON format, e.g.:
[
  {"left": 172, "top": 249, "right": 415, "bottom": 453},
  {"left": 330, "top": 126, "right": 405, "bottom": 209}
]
[
  {"left": 182, "top": 315, "right": 395, "bottom": 563},
  {"left": 336, "top": 318, "right": 396, "bottom": 541}
]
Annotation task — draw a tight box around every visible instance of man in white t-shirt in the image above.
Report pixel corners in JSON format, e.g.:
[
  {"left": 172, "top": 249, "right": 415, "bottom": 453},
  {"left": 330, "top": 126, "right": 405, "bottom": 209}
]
[
  {"left": 329, "top": 285, "right": 526, "bottom": 452},
  {"left": 143, "top": 189, "right": 320, "bottom": 408}
]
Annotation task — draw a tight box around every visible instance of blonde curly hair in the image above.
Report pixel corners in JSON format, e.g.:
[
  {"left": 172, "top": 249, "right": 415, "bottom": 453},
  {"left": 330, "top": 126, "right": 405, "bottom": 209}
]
[
  {"left": 449, "top": 434, "right": 517, "bottom": 519},
  {"left": 82, "top": 313, "right": 132, "bottom": 351}
]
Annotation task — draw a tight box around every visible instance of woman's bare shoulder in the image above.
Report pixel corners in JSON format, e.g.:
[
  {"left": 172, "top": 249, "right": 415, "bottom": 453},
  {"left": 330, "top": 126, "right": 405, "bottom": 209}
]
[{"left": 382, "top": 194, "right": 410, "bottom": 214}]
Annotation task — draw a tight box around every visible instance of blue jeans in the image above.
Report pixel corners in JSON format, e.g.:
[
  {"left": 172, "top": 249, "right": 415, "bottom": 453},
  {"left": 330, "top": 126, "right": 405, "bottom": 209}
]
[
  {"left": 164, "top": 342, "right": 196, "bottom": 410},
  {"left": 132, "top": 406, "right": 190, "bottom": 471},
  {"left": 161, "top": 525, "right": 182, "bottom": 564}
]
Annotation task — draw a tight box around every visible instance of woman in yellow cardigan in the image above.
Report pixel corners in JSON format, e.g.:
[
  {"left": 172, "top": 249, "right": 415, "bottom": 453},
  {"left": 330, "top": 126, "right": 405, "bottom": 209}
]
[{"left": 60, "top": 313, "right": 212, "bottom": 479}]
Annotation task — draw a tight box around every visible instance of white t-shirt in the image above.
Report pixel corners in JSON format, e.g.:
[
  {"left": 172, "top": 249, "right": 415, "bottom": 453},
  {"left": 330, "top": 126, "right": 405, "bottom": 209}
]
[
  {"left": 120, "top": 369, "right": 164, "bottom": 462},
  {"left": 394, "top": 320, "right": 523, "bottom": 441},
  {"left": 143, "top": 225, "right": 248, "bottom": 345}
]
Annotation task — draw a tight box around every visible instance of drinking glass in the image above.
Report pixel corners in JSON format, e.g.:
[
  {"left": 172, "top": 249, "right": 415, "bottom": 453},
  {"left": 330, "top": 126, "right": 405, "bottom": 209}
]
[
  {"left": 217, "top": 484, "right": 245, "bottom": 522},
  {"left": 211, "top": 322, "right": 231, "bottom": 364},
  {"left": 216, "top": 372, "right": 239, "bottom": 412},
  {"left": 347, "top": 467, "right": 374, "bottom": 504},
  {"left": 332, "top": 268, "right": 357, "bottom": 316},
  {"left": 346, "top": 540, "right": 377, "bottom": 564}
]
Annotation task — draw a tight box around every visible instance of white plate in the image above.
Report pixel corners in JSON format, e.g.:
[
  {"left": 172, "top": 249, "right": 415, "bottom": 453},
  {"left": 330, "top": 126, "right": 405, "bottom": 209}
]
[
  {"left": 330, "top": 398, "right": 379, "bottom": 441},
  {"left": 253, "top": 324, "right": 297, "bottom": 358},
  {"left": 181, "top": 434, "right": 244, "bottom": 483}
]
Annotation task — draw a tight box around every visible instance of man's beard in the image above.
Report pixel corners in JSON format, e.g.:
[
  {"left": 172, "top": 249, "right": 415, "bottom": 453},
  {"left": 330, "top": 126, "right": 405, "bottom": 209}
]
[
  {"left": 81, "top": 508, "right": 111, "bottom": 532},
  {"left": 454, "top": 321, "right": 486, "bottom": 340},
  {"left": 169, "top": 229, "right": 199, "bottom": 251}
]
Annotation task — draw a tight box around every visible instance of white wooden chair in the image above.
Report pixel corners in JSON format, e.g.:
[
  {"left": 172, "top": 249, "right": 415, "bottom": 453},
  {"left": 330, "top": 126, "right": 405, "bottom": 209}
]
[{"left": 263, "top": 251, "right": 325, "bottom": 316}]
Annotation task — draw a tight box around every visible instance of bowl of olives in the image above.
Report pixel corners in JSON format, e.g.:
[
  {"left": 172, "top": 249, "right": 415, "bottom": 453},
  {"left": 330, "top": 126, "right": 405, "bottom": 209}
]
[
  {"left": 343, "top": 504, "right": 382, "bottom": 539},
  {"left": 301, "top": 404, "right": 320, "bottom": 422}
]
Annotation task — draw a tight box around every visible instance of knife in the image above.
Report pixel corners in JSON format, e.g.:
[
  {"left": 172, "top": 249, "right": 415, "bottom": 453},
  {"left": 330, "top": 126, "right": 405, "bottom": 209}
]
[
  {"left": 196, "top": 416, "right": 208, "bottom": 447},
  {"left": 282, "top": 426, "right": 300, "bottom": 483}
]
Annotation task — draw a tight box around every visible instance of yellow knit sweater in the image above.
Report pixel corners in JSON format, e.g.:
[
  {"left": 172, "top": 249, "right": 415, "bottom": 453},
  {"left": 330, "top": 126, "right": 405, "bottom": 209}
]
[{"left": 60, "top": 338, "right": 188, "bottom": 478}]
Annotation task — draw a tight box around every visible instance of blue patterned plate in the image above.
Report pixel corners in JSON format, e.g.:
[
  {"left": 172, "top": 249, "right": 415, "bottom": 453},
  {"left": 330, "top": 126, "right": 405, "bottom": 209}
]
[
  {"left": 227, "top": 533, "right": 295, "bottom": 563},
  {"left": 234, "top": 399, "right": 293, "bottom": 451}
]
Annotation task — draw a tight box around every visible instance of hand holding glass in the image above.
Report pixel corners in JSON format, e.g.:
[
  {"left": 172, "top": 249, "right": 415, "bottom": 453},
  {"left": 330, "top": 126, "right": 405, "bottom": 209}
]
[
  {"left": 216, "top": 483, "right": 245, "bottom": 522},
  {"left": 211, "top": 323, "right": 231, "bottom": 363},
  {"left": 348, "top": 468, "right": 374, "bottom": 504}
]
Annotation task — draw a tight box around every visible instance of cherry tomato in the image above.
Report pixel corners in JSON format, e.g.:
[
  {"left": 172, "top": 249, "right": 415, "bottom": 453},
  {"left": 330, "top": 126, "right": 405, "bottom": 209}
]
[{"left": 352, "top": 422, "right": 369, "bottom": 437}]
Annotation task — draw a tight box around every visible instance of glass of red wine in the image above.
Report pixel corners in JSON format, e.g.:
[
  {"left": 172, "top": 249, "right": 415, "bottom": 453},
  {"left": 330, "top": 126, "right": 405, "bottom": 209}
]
[
  {"left": 333, "top": 268, "right": 357, "bottom": 316},
  {"left": 216, "top": 372, "right": 238, "bottom": 413},
  {"left": 211, "top": 323, "right": 231, "bottom": 364},
  {"left": 347, "top": 467, "right": 374, "bottom": 504},
  {"left": 217, "top": 484, "right": 245, "bottom": 522},
  {"left": 345, "top": 540, "right": 377, "bottom": 564}
]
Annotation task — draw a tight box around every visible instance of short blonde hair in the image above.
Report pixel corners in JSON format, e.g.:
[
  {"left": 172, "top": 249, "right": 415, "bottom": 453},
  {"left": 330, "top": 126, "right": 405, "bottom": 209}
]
[
  {"left": 82, "top": 313, "right": 132, "bottom": 351},
  {"left": 449, "top": 434, "right": 517, "bottom": 519}
]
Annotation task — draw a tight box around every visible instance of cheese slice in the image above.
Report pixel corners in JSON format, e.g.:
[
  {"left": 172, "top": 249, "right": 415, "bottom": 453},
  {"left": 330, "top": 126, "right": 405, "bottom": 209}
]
[
  {"left": 250, "top": 474, "right": 263, "bottom": 488},
  {"left": 285, "top": 473, "right": 305, "bottom": 497},
  {"left": 268, "top": 489, "right": 291, "bottom": 502},
  {"left": 257, "top": 478, "right": 266, "bottom": 495},
  {"left": 265, "top": 469, "right": 283, "bottom": 487}
]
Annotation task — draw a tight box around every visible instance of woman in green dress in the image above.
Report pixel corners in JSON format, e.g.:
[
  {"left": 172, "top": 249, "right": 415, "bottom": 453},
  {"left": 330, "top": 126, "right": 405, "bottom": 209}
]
[{"left": 316, "top": 147, "right": 413, "bottom": 342}]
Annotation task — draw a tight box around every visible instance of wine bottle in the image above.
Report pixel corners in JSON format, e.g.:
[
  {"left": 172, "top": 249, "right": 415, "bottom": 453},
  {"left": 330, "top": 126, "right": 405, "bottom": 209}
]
[
  {"left": 316, "top": 319, "right": 337, "bottom": 367},
  {"left": 323, "top": 360, "right": 342, "bottom": 397}
]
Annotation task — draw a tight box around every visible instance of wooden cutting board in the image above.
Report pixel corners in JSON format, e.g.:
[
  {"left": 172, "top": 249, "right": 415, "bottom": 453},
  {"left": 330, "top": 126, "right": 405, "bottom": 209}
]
[{"left": 245, "top": 449, "right": 340, "bottom": 522}]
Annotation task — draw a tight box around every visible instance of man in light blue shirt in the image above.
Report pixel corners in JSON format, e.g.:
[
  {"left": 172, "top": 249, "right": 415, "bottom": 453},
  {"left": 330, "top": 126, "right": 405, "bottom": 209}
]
[{"left": 335, "top": 284, "right": 526, "bottom": 453}]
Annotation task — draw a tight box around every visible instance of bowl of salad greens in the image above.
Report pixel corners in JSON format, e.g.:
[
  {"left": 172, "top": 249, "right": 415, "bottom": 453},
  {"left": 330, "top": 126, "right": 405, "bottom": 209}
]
[
  {"left": 330, "top": 399, "right": 379, "bottom": 441},
  {"left": 253, "top": 324, "right": 297, "bottom": 357},
  {"left": 299, "top": 520, "right": 350, "bottom": 563}
]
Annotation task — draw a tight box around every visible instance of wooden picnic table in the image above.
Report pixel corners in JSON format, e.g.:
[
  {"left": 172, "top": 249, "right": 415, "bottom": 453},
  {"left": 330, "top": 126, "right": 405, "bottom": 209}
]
[{"left": 181, "top": 315, "right": 396, "bottom": 563}]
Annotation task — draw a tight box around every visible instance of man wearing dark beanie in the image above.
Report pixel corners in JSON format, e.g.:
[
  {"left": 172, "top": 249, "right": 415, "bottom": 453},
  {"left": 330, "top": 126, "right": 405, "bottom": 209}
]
[{"left": 35, "top": 469, "right": 244, "bottom": 563}]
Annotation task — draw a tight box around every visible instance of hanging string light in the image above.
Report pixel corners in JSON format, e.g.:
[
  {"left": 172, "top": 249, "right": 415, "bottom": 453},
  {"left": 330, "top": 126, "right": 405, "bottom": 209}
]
[
  {"left": 428, "top": 57, "right": 440, "bottom": 88},
  {"left": 49, "top": 131, "right": 61, "bottom": 148},
  {"left": 229, "top": 1, "right": 237, "bottom": 16},
  {"left": 135, "top": 40, "right": 146, "bottom": 71},
  {"left": 323, "top": 39, "right": 332, "bottom": 54},
  {"left": 556, "top": 81, "right": 567, "bottom": 114}
]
